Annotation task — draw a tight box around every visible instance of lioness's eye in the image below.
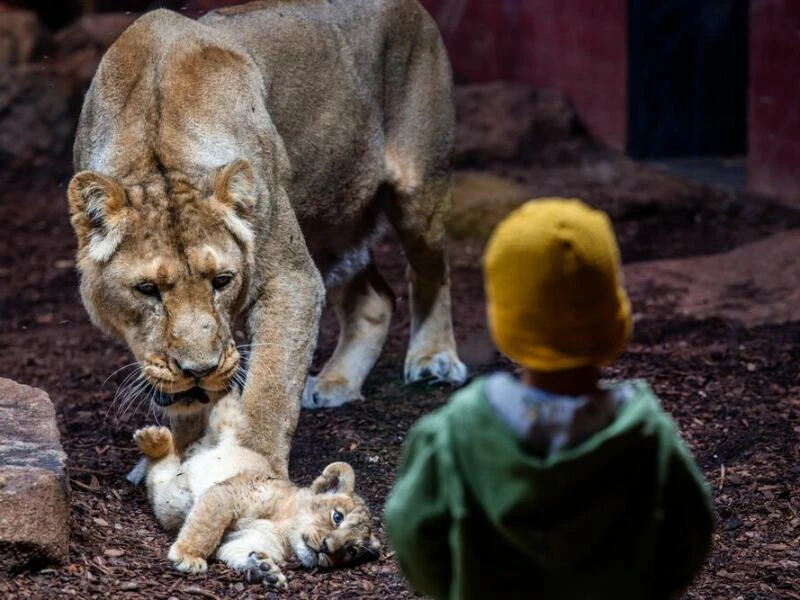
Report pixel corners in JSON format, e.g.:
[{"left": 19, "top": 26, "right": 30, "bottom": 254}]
[
  {"left": 134, "top": 282, "right": 160, "bottom": 298},
  {"left": 331, "top": 510, "right": 344, "bottom": 526},
  {"left": 212, "top": 273, "right": 234, "bottom": 290}
]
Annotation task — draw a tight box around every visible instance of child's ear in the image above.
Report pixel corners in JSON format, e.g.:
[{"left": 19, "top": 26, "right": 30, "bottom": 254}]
[{"left": 311, "top": 462, "right": 355, "bottom": 495}]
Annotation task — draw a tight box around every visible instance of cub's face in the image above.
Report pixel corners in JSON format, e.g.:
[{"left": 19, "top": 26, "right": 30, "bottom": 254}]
[
  {"left": 291, "top": 463, "right": 381, "bottom": 569},
  {"left": 67, "top": 160, "right": 258, "bottom": 414}
]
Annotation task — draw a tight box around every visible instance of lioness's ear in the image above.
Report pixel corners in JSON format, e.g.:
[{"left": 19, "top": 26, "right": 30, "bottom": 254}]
[
  {"left": 67, "top": 171, "right": 128, "bottom": 263},
  {"left": 311, "top": 462, "right": 355, "bottom": 495},
  {"left": 215, "top": 159, "right": 257, "bottom": 246}
]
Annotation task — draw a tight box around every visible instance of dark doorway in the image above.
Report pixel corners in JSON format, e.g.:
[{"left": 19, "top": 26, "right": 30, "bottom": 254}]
[{"left": 627, "top": 0, "right": 748, "bottom": 159}]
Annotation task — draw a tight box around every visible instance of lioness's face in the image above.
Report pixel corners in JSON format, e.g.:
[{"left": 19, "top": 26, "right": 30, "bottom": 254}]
[{"left": 68, "top": 160, "right": 258, "bottom": 413}]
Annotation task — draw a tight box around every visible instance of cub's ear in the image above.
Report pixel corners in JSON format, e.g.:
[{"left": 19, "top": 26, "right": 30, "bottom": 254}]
[
  {"left": 67, "top": 171, "right": 128, "bottom": 263},
  {"left": 214, "top": 158, "right": 257, "bottom": 246},
  {"left": 311, "top": 462, "right": 355, "bottom": 495}
]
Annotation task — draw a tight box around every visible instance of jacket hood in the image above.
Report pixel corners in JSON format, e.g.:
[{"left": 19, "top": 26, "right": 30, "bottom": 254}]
[{"left": 447, "top": 378, "right": 668, "bottom": 569}]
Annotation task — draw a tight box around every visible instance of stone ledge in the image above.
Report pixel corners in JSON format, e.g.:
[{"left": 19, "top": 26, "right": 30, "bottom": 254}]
[{"left": 0, "top": 378, "right": 69, "bottom": 573}]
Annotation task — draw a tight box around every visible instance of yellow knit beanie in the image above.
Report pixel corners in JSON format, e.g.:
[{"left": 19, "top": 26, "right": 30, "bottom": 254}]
[{"left": 483, "top": 198, "right": 632, "bottom": 371}]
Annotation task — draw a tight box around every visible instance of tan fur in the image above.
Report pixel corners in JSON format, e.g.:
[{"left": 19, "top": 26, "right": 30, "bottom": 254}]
[
  {"left": 134, "top": 391, "right": 380, "bottom": 588},
  {"left": 69, "top": 1, "right": 466, "bottom": 478}
]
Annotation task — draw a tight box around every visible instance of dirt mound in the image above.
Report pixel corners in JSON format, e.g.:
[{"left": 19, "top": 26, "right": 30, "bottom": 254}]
[
  {"left": 448, "top": 171, "right": 531, "bottom": 241},
  {"left": 454, "top": 82, "right": 591, "bottom": 168},
  {"left": 626, "top": 230, "right": 800, "bottom": 326}
]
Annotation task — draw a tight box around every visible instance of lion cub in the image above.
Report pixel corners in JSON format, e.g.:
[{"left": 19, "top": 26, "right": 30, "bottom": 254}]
[{"left": 133, "top": 390, "right": 380, "bottom": 588}]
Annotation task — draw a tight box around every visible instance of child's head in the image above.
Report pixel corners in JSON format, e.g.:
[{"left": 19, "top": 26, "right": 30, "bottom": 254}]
[{"left": 482, "top": 198, "right": 631, "bottom": 373}]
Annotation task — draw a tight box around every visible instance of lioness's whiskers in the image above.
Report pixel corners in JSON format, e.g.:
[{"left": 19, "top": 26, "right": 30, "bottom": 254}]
[
  {"left": 116, "top": 382, "right": 138, "bottom": 421},
  {"left": 148, "top": 387, "right": 163, "bottom": 425},
  {"left": 117, "top": 374, "right": 150, "bottom": 423},
  {"left": 145, "top": 380, "right": 160, "bottom": 424},
  {"left": 106, "top": 366, "right": 142, "bottom": 420},
  {"left": 101, "top": 361, "right": 140, "bottom": 388},
  {"left": 109, "top": 369, "right": 142, "bottom": 421}
]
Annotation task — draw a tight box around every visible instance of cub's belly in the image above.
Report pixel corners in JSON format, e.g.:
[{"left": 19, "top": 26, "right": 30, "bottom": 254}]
[{"left": 183, "top": 443, "right": 268, "bottom": 498}]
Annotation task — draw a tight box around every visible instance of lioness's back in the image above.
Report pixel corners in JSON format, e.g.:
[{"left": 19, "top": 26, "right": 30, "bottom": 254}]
[{"left": 199, "top": 0, "right": 452, "bottom": 250}]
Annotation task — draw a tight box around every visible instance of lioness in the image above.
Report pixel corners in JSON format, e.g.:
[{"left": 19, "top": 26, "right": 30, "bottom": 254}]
[
  {"left": 67, "top": 0, "right": 466, "bottom": 478},
  {"left": 134, "top": 390, "right": 380, "bottom": 587}
]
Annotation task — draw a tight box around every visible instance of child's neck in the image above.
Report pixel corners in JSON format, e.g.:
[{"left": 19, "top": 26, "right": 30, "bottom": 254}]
[{"left": 521, "top": 366, "right": 600, "bottom": 397}]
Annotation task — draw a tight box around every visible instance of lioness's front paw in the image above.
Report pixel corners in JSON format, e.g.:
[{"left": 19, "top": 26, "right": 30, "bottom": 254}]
[
  {"left": 168, "top": 542, "right": 208, "bottom": 575},
  {"left": 404, "top": 350, "right": 467, "bottom": 385},
  {"left": 301, "top": 375, "right": 363, "bottom": 410},
  {"left": 133, "top": 426, "right": 173, "bottom": 460},
  {"left": 243, "top": 552, "right": 287, "bottom": 589}
]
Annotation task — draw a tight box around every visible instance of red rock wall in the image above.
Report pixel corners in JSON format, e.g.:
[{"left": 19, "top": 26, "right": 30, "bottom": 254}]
[
  {"left": 749, "top": 0, "right": 800, "bottom": 204},
  {"left": 420, "top": 0, "right": 629, "bottom": 151}
]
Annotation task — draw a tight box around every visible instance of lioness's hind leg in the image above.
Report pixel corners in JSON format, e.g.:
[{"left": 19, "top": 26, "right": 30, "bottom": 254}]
[
  {"left": 384, "top": 176, "right": 466, "bottom": 386},
  {"left": 380, "top": 6, "right": 466, "bottom": 386},
  {"left": 133, "top": 426, "right": 174, "bottom": 460},
  {"left": 303, "top": 260, "right": 394, "bottom": 409}
]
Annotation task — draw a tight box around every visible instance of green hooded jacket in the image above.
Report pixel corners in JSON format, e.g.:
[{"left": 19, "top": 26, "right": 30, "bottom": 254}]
[{"left": 384, "top": 377, "right": 714, "bottom": 600}]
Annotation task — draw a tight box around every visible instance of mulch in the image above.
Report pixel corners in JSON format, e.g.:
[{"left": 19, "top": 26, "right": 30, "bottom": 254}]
[{"left": 1, "top": 145, "right": 799, "bottom": 599}]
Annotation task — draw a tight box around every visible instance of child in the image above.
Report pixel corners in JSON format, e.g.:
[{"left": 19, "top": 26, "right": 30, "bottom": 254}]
[{"left": 384, "top": 198, "right": 714, "bottom": 600}]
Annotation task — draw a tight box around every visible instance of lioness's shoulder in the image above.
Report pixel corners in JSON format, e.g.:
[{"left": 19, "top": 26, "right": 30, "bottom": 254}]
[
  {"left": 202, "top": 0, "right": 431, "bottom": 28},
  {"left": 99, "top": 8, "right": 221, "bottom": 74},
  {"left": 118, "top": 8, "right": 202, "bottom": 42}
]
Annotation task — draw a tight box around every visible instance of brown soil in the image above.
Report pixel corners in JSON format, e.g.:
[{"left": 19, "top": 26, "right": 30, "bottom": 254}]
[{"left": 1, "top": 145, "right": 799, "bottom": 600}]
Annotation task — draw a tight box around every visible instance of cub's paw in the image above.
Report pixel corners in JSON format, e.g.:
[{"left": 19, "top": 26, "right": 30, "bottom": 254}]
[
  {"left": 133, "top": 426, "right": 173, "bottom": 460},
  {"left": 168, "top": 542, "right": 208, "bottom": 575},
  {"left": 301, "top": 375, "right": 363, "bottom": 410},
  {"left": 404, "top": 350, "right": 467, "bottom": 386},
  {"left": 243, "top": 552, "right": 287, "bottom": 589}
]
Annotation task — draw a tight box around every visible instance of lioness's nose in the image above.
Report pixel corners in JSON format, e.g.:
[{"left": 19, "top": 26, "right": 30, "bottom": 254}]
[{"left": 178, "top": 361, "right": 217, "bottom": 379}]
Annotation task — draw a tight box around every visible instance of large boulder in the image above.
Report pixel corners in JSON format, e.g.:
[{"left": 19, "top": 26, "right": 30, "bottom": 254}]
[
  {"left": 454, "top": 82, "right": 586, "bottom": 168},
  {"left": 0, "top": 9, "right": 49, "bottom": 68},
  {"left": 0, "top": 378, "right": 69, "bottom": 573},
  {"left": 0, "top": 12, "right": 140, "bottom": 167},
  {"left": 0, "top": 66, "right": 77, "bottom": 164},
  {"left": 53, "top": 12, "right": 138, "bottom": 57}
]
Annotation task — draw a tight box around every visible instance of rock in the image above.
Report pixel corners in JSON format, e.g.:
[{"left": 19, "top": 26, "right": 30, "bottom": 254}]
[
  {"left": 448, "top": 171, "right": 531, "bottom": 241},
  {"left": 0, "top": 9, "right": 47, "bottom": 66},
  {"left": 454, "top": 82, "right": 584, "bottom": 168},
  {"left": 0, "top": 9, "right": 50, "bottom": 68},
  {"left": 0, "top": 12, "right": 139, "bottom": 166},
  {"left": 53, "top": 13, "right": 139, "bottom": 57},
  {"left": 53, "top": 46, "right": 104, "bottom": 87},
  {"left": 625, "top": 230, "right": 800, "bottom": 326},
  {"left": 0, "top": 378, "right": 69, "bottom": 572},
  {"left": 0, "top": 66, "right": 78, "bottom": 164}
]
